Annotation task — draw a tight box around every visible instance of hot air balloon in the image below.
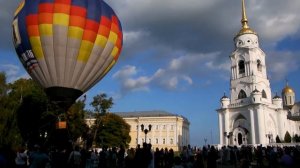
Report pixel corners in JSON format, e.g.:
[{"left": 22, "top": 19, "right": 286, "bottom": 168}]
[{"left": 12, "top": 0, "right": 123, "bottom": 110}]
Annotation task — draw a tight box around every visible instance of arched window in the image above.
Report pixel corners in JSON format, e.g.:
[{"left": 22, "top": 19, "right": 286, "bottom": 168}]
[
  {"left": 238, "top": 90, "right": 247, "bottom": 99},
  {"left": 238, "top": 60, "right": 245, "bottom": 74},
  {"left": 257, "top": 60, "right": 262, "bottom": 72},
  {"left": 262, "top": 90, "right": 267, "bottom": 98}
]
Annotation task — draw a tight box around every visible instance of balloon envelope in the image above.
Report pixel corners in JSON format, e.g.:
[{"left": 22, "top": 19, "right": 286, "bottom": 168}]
[{"left": 12, "top": 0, "right": 123, "bottom": 109}]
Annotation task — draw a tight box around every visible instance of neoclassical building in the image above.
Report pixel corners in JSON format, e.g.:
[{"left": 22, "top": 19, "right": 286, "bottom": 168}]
[
  {"left": 217, "top": 0, "right": 300, "bottom": 146},
  {"left": 86, "top": 111, "right": 190, "bottom": 151}
]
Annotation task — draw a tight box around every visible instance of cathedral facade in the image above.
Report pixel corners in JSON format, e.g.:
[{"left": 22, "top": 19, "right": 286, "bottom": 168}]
[{"left": 217, "top": 0, "right": 300, "bottom": 146}]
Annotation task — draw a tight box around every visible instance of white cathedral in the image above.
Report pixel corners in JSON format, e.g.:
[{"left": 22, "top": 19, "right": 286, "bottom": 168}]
[{"left": 217, "top": 0, "right": 300, "bottom": 146}]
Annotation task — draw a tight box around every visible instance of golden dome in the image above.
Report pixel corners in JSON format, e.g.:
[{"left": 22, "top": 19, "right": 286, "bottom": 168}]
[
  {"left": 282, "top": 86, "right": 295, "bottom": 94},
  {"left": 235, "top": 0, "right": 257, "bottom": 37}
]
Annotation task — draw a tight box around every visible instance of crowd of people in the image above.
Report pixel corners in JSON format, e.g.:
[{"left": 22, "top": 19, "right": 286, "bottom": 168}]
[{"left": 1, "top": 143, "right": 300, "bottom": 168}]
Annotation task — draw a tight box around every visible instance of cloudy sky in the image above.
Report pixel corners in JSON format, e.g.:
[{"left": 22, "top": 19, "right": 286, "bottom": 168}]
[{"left": 1, "top": 0, "right": 300, "bottom": 146}]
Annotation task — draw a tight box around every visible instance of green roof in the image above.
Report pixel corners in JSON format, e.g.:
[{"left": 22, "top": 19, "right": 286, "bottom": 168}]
[{"left": 113, "top": 110, "right": 177, "bottom": 117}]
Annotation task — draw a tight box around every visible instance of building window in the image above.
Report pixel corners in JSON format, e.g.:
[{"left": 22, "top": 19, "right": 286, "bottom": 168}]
[
  {"left": 238, "top": 60, "right": 245, "bottom": 74},
  {"left": 238, "top": 90, "right": 247, "bottom": 99},
  {"left": 170, "top": 138, "right": 173, "bottom": 144},
  {"left": 257, "top": 60, "right": 262, "bottom": 72},
  {"left": 262, "top": 90, "right": 267, "bottom": 98},
  {"left": 156, "top": 138, "right": 158, "bottom": 144},
  {"left": 163, "top": 138, "right": 165, "bottom": 144}
]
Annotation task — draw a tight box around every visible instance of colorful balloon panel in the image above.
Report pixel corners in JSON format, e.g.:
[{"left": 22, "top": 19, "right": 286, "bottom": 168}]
[{"left": 12, "top": 0, "right": 123, "bottom": 109}]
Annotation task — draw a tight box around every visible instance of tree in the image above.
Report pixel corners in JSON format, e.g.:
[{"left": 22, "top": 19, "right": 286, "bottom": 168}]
[
  {"left": 14, "top": 79, "right": 50, "bottom": 146},
  {"left": 292, "top": 134, "right": 300, "bottom": 143},
  {"left": 275, "top": 135, "right": 281, "bottom": 143},
  {"left": 94, "top": 113, "right": 131, "bottom": 148},
  {"left": 0, "top": 72, "right": 22, "bottom": 148},
  {"left": 0, "top": 72, "right": 7, "bottom": 98},
  {"left": 284, "top": 131, "right": 291, "bottom": 143},
  {"left": 90, "top": 93, "right": 114, "bottom": 146},
  {"left": 66, "top": 99, "right": 89, "bottom": 143},
  {"left": 90, "top": 93, "right": 113, "bottom": 114}
]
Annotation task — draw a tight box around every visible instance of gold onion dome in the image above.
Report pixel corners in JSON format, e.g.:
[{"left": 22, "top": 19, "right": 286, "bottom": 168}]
[
  {"left": 282, "top": 85, "right": 295, "bottom": 94},
  {"left": 236, "top": 0, "right": 257, "bottom": 37}
]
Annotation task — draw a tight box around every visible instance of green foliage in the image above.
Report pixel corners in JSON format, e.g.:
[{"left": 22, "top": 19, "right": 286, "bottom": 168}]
[
  {"left": 14, "top": 79, "right": 50, "bottom": 146},
  {"left": 0, "top": 73, "right": 23, "bottom": 148},
  {"left": 293, "top": 134, "right": 300, "bottom": 142},
  {"left": 284, "top": 131, "right": 291, "bottom": 143},
  {"left": 94, "top": 113, "right": 131, "bottom": 148},
  {"left": 90, "top": 93, "right": 113, "bottom": 114},
  {"left": 0, "top": 74, "right": 130, "bottom": 150},
  {"left": 275, "top": 135, "right": 281, "bottom": 143},
  {"left": 66, "top": 100, "right": 89, "bottom": 142},
  {"left": 0, "top": 72, "right": 7, "bottom": 98}
]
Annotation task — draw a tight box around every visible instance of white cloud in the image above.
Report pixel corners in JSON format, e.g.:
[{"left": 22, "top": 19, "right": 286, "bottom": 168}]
[
  {"left": 0, "top": 64, "right": 30, "bottom": 83},
  {"left": 113, "top": 65, "right": 137, "bottom": 79},
  {"left": 266, "top": 51, "right": 300, "bottom": 81},
  {"left": 113, "top": 51, "right": 230, "bottom": 94}
]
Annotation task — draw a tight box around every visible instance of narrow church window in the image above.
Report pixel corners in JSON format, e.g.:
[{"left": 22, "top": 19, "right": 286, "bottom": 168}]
[
  {"left": 257, "top": 60, "right": 262, "bottom": 72},
  {"left": 238, "top": 60, "right": 245, "bottom": 74},
  {"left": 238, "top": 90, "right": 247, "bottom": 99},
  {"left": 285, "top": 96, "right": 288, "bottom": 105},
  {"left": 262, "top": 90, "right": 267, "bottom": 98}
]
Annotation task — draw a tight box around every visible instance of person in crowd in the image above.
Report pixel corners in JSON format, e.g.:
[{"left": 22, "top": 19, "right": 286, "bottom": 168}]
[
  {"left": 107, "top": 147, "right": 117, "bottom": 168},
  {"left": 50, "top": 148, "right": 68, "bottom": 168},
  {"left": 67, "top": 146, "right": 82, "bottom": 168},
  {"left": 117, "top": 145, "right": 125, "bottom": 168},
  {"left": 15, "top": 146, "right": 28, "bottom": 168},
  {"left": 28, "top": 144, "right": 49, "bottom": 168},
  {"left": 207, "top": 146, "right": 218, "bottom": 168},
  {"left": 172, "top": 156, "right": 184, "bottom": 168},
  {"left": 90, "top": 149, "right": 98, "bottom": 168},
  {"left": 280, "top": 147, "right": 294, "bottom": 167},
  {"left": 99, "top": 146, "right": 108, "bottom": 168},
  {"left": 124, "top": 148, "right": 135, "bottom": 168}
]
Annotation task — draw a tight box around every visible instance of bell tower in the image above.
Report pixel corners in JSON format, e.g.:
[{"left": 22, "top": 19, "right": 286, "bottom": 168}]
[{"left": 229, "top": 0, "right": 272, "bottom": 105}]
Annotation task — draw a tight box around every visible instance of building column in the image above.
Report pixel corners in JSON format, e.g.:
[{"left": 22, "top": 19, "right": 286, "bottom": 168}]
[
  {"left": 175, "top": 118, "right": 178, "bottom": 146},
  {"left": 137, "top": 118, "right": 140, "bottom": 145},
  {"left": 234, "top": 67, "right": 238, "bottom": 79},
  {"left": 250, "top": 108, "right": 256, "bottom": 144},
  {"left": 167, "top": 124, "right": 169, "bottom": 145},
  {"left": 224, "top": 109, "right": 230, "bottom": 145},
  {"left": 218, "top": 112, "right": 224, "bottom": 145},
  {"left": 256, "top": 106, "right": 266, "bottom": 144}
]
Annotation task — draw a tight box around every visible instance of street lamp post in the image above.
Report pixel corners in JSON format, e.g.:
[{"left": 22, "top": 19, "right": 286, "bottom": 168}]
[
  {"left": 266, "top": 133, "right": 273, "bottom": 144},
  {"left": 224, "top": 132, "right": 232, "bottom": 145},
  {"left": 141, "top": 124, "right": 152, "bottom": 143}
]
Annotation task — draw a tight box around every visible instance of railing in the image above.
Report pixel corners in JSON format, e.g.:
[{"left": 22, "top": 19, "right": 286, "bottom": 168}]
[
  {"left": 287, "top": 112, "right": 300, "bottom": 121},
  {"left": 228, "top": 100, "right": 250, "bottom": 108}
]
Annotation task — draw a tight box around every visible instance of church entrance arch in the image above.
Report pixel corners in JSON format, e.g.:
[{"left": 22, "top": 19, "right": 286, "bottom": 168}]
[
  {"left": 233, "top": 126, "right": 249, "bottom": 146},
  {"left": 238, "top": 133, "right": 243, "bottom": 145}
]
